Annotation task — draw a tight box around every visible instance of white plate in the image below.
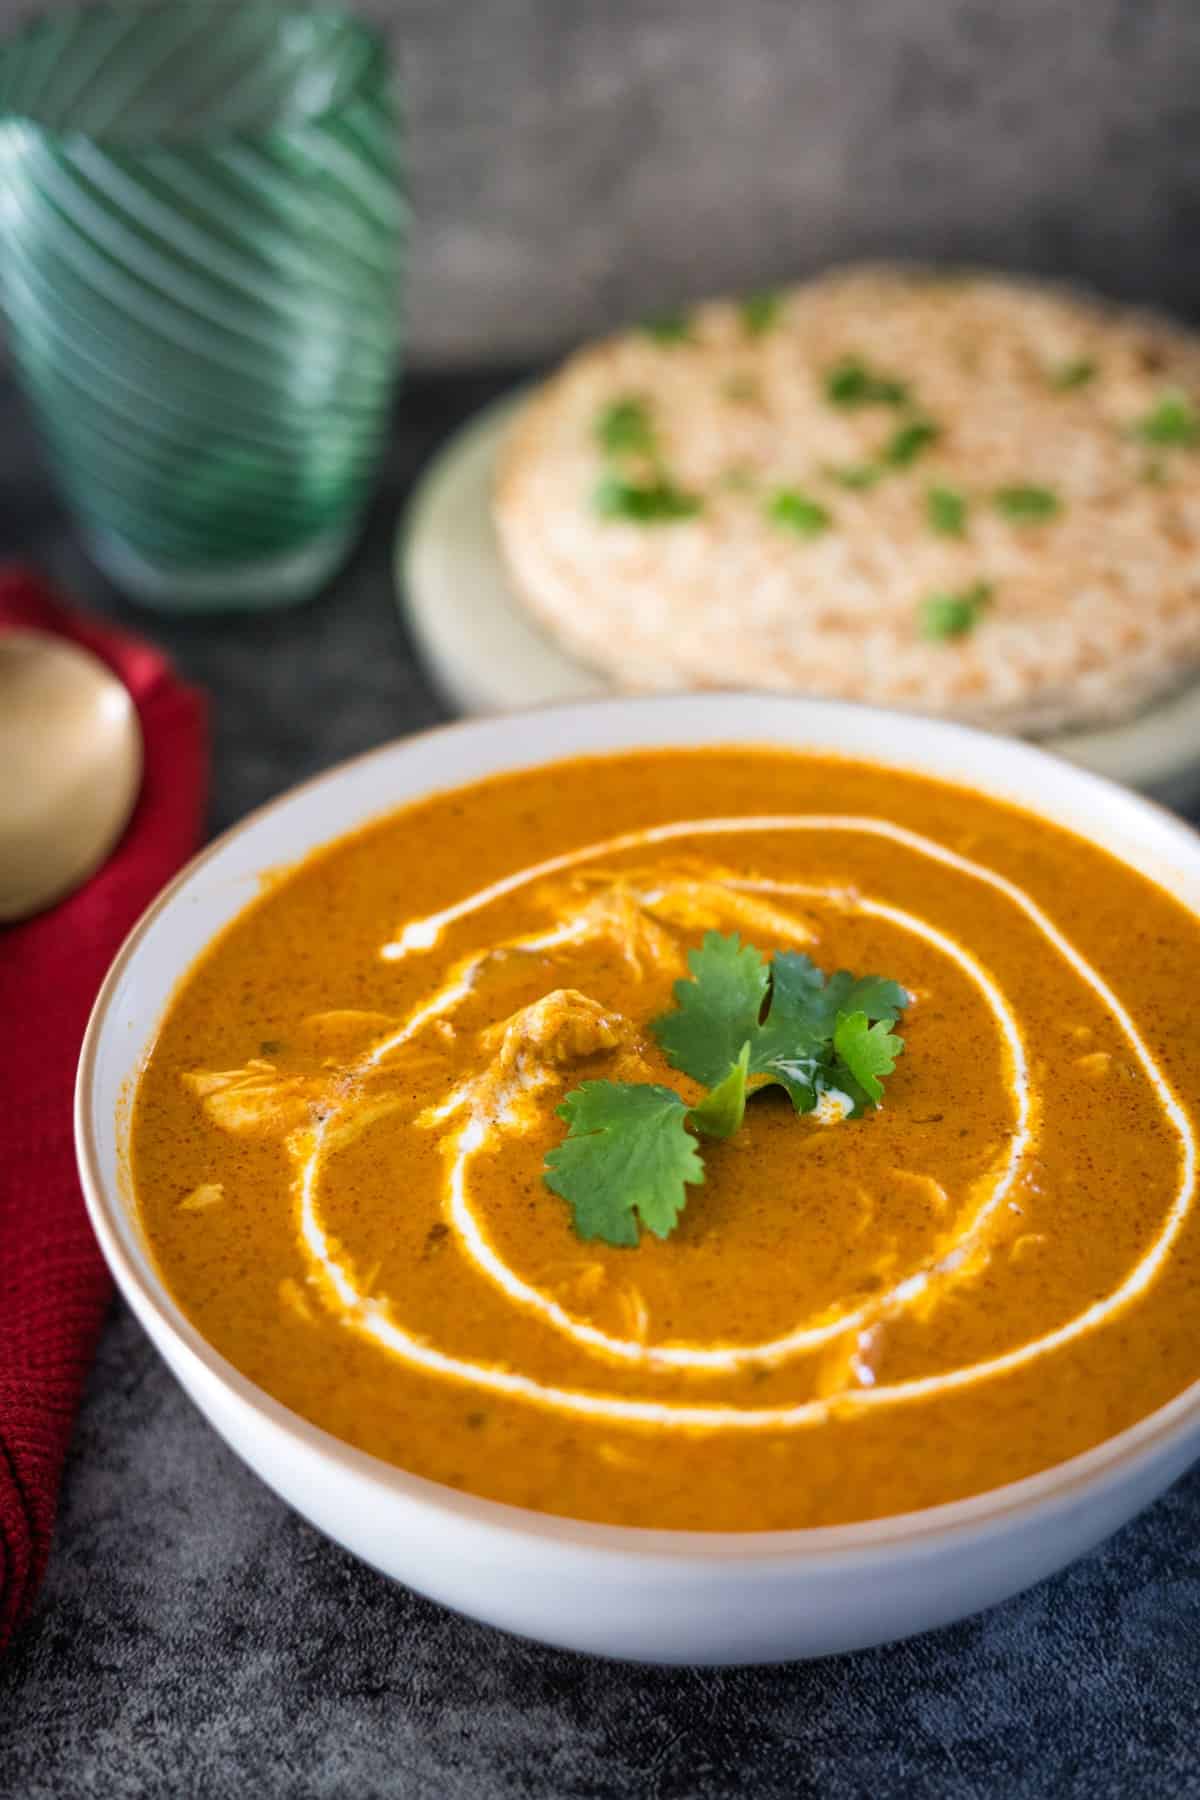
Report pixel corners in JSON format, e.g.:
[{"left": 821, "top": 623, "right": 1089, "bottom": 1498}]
[{"left": 398, "top": 389, "right": 1200, "bottom": 810}]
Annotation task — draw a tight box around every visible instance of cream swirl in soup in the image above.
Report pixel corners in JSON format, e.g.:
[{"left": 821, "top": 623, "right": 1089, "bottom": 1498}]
[{"left": 131, "top": 750, "right": 1200, "bottom": 1530}]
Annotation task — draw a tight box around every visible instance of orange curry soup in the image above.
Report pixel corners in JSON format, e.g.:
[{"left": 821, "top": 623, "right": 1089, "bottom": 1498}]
[{"left": 130, "top": 749, "right": 1200, "bottom": 1530}]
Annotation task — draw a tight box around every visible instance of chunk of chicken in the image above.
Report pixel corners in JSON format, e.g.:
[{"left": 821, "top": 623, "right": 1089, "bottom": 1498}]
[
  {"left": 181, "top": 1059, "right": 326, "bottom": 1137},
  {"left": 481, "top": 988, "right": 631, "bottom": 1070},
  {"left": 426, "top": 990, "right": 634, "bottom": 1136},
  {"left": 527, "top": 883, "right": 684, "bottom": 979}
]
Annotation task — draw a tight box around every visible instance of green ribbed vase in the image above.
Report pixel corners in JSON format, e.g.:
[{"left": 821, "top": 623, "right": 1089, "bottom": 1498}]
[{"left": 0, "top": 3, "right": 403, "bottom": 610}]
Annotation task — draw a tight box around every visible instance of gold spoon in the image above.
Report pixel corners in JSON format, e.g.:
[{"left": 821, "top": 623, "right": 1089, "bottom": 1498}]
[{"left": 0, "top": 629, "right": 143, "bottom": 922}]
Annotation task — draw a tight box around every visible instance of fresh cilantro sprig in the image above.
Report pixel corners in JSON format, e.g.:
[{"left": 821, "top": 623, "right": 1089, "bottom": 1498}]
[
  {"left": 593, "top": 473, "right": 701, "bottom": 523},
  {"left": 919, "top": 579, "right": 993, "bottom": 641},
  {"left": 592, "top": 384, "right": 702, "bottom": 526},
  {"left": 544, "top": 1052, "right": 749, "bottom": 1250},
  {"left": 884, "top": 418, "right": 940, "bottom": 468},
  {"left": 926, "top": 485, "right": 967, "bottom": 536},
  {"left": 832, "top": 1010, "right": 904, "bottom": 1106},
  {"left": 544, "top": 934, "right": 909, "bottom": 1246},
  {"left": 642, "top": 310, "right": 692, "bottom": 344},
  {"left": 545, "top": 1083, "right": 703, "bottom": 1247},
  {"left": 825, "top": 356, "right": 909, "bottom": 409},
  {"left": 766, "top": 489, "right": 832, "bottom": 537},
  {"left": 653, "top": 933, "right": 907, "bottom": 1114},
  {"left": 595, "top": 396, "right": 656, "bottom": 456},
  {"left": 688, "top": 1042, "right": 751, "bottom": 1139},
  {"left": 993, "top": 484, "right": 1060, "bottom": 523},
  {"left": 1135, "top": 393, "right": 1200, "bottom": 448},
  {"left": 741, "top": 290, "right": 781, "bottom": 336}
]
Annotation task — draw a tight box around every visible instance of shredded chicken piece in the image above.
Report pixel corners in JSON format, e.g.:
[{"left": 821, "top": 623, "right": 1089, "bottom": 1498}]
[
  {"left": 179, "top": 1182, "right": 224, "bottom": 1212},
  {"left": 647, "top": 880, "right": 816, "bottom": 946},
  {"left": 190, "top": 863, "right": 821, "bottom": 1161},
  {"left": 181, "top": 1060, "right": 326, "bottom": 1137},
  {"left": 525, "top": 882, "right": 684, "bottom": 978},
  {"left": 278, "top": 1276, "right": 315, "bottom": 1323},
  {"left": 851, "top": 1185, "right": 875, "bottom": 1237},
  {"left": 424, "top": 990, "right": 634, "bottom": 1135},
  {"left": 889, "top": 1168, "right": 951, "bottom": 1215},
  {"left": 319, "top": 1095, "right": 410, "bottom": 1156},
  {"left": 617, "top": 1285, "right": 651, "bottom": 1344},
  {"left": 573, "top": 887, "right": 681, "bottom": 978},
  {"left": 1010, "top": 1232, "right": 1049, "bottom": 1265},
  {"left": 554, "top": 867, "right": 816, "bottom": 954},
  {"left": 480, "top": 988, "right": 631, "bottom": 1069},
  {"left": 574, "top": 1263, "right": 607, "bottom": 1301}
]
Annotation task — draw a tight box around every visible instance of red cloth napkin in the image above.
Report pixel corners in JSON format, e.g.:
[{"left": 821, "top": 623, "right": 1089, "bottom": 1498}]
[{"left": 0, "top": 571, "right": 207, "bottom": 1652}]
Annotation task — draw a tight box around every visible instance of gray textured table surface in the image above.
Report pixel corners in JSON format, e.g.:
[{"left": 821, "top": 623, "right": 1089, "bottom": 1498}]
[{"left": 1, "top": 371, "right": 1199, "bottom": 1800}]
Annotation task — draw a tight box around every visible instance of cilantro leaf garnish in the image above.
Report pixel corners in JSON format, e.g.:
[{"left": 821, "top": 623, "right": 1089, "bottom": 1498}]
[
  {"left": 767, "top": 489, "right": 832, "bottom": 537},
  {"left": 993, "top": 484, "right": 1060, "bottom": 522},
  {"left": 653, "top": 934, "right": 908, "bottom": 1114},
  {"left": 546, "top": 934, "right": 909, "bottom": 1246},
  {"left": 742, "top": 949, "right": 835, "bottom": 1110},
  {"left": 829, "top": 973, "right": 909, "bottom": 1025},
  {"left": 594, "top": 473, "right": 701, "bottom": 523},
  {"left": 596, "top": 397, "right": 655, "bottom": 456},
  {"left": 652, "top": 932, "right": 767, "bottom": 1088},
  {"left": 825, "top": 356, "right": 909, "bottom": 409},
  {"left": 545, "top": 1083, "right": 702, "bottom": 1246},
  {"left": 920, "top": 597, "right": 975, "bottom": 639},
  {"left": 741, "top": 291, "right": 781, "bottom": 336},
  {"left": 832, "top": 1010, "right": 904, "bottom": 1105},
  {"left": 927, "top": 485, "right": 967, "bottom": 536},
  {"left": 884, "top": 419, "right": 940, "bottom": 467},
  {"left": 1051, "top": 357, "right": 1097, "bottom": 391},
  {"left": 689, "top": 1041, "right": 750, "bottom": 1140},
  {"left": 642, "top": 310, "right": 692, "bottom": 344},
  {"left": 744, "top": 956, "right": 908, "bottom": 1112},
  {"left": 1135, "top": 393, "right": 1200, "bottom": 447},
  {"left": 919, "top": 580, "right": 993, "bottom": 640}
]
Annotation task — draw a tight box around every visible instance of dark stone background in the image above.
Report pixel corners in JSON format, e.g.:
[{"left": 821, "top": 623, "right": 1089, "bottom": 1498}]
[
  {"left": 2, "top": 0, "right": 1200, "bottom": 362},
  {"left": 1, "top": 372, "right": 1199, "bottom": 1797}
]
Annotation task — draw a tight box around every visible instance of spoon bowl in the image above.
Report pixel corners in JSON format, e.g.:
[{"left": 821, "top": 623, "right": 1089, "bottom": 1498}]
[{"left": 0, "top": 630, "right": 143, "bottom": 921}]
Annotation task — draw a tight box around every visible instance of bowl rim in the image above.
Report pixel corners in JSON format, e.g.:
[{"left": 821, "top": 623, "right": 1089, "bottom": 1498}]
[{"left": 75, "top": 693, "right": 1200, "bottom": 1564}]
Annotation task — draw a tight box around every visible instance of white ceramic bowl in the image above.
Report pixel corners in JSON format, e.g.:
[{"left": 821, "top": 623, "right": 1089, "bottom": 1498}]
[{"left": 76, "top": 695, "right": 1200, "bottom": 1665}]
